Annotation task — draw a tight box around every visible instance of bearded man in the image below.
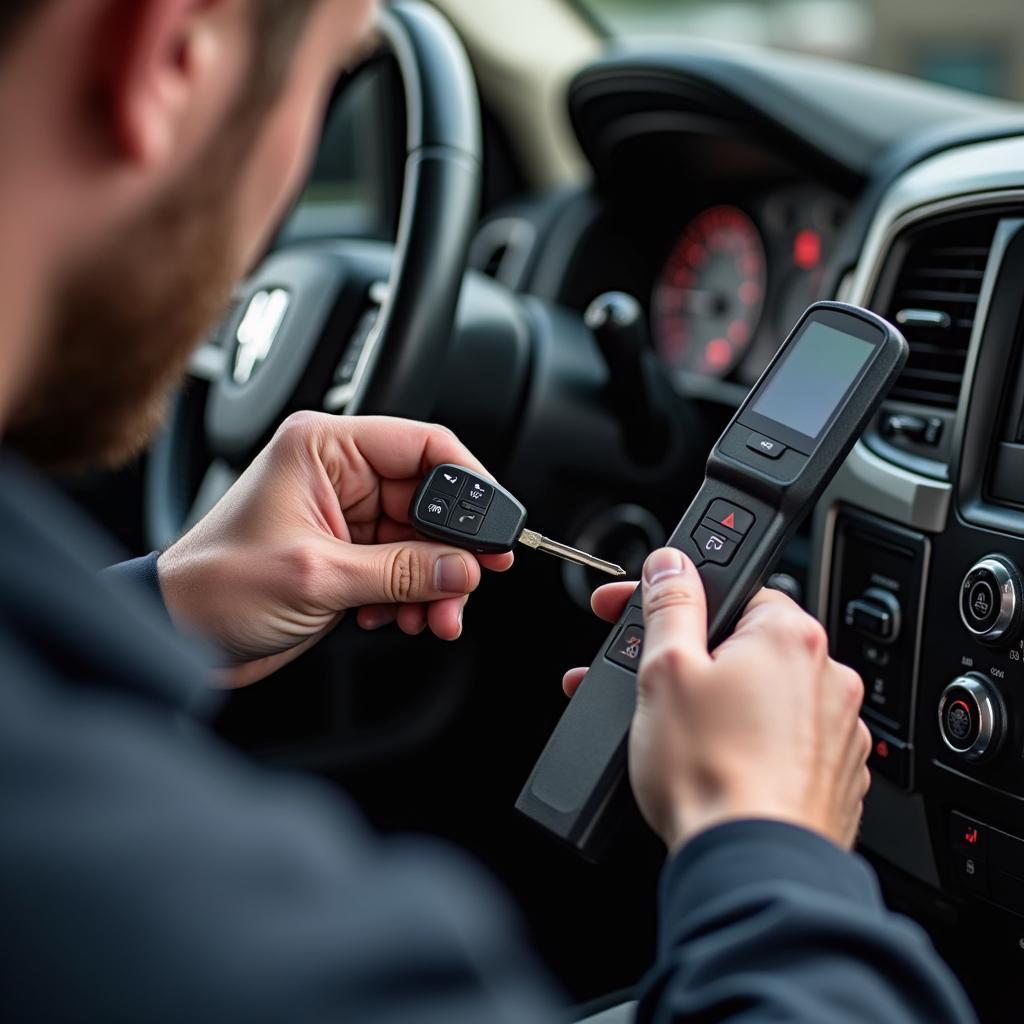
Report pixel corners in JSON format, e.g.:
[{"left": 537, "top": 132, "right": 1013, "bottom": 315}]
[{"left": 0, "top": 2, "right": 978, "bottom": 1022}]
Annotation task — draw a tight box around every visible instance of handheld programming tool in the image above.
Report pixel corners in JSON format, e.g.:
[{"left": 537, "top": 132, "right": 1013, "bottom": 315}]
[{"left": 515, "top": 301, "right": 909, "bottom": 859}]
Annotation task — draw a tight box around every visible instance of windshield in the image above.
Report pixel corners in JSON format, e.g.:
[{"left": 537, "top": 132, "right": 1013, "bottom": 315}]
[{"left": 581, "top": 0, "right": 1021, "bottom": 101}]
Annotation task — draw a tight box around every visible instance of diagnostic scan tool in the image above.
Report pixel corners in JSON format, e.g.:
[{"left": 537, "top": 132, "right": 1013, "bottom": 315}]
[{"left": 516, "top": 301, "right": 909, "bottom": 858}]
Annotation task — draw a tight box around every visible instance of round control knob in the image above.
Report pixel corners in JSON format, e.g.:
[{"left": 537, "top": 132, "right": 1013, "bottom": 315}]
[
  {"left": 938, "top": 674, "right": 1005, "bottom": 762},
  {"left": 959, "top": 556, "right": 1021, "bottom": 642}
]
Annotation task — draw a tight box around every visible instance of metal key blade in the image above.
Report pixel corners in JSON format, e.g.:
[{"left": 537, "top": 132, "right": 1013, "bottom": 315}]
[{"left": 518, "top": 529, "right": 627, "bottom": 577}]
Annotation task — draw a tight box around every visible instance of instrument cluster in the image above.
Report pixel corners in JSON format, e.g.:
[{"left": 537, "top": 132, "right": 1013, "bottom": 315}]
[{"left": 651, "top": 186, "right": 848, "bottom": 385}]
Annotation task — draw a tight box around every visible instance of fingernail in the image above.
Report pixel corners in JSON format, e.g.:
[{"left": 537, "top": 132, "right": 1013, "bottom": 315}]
[
  {"left": 435, "top": 554, "right": 470, "bottom": 594},
  {"left": 643, "top": 548, "right": 687, "bottom": 586}
]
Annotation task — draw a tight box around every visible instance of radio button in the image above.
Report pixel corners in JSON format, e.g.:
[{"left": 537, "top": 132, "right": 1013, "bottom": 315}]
[
  {"left": 938, "top": 675, "right": 1005, "bottom": 762},
  {"left": 959, "top": 556, "right": 1020, "bottom": 642}
]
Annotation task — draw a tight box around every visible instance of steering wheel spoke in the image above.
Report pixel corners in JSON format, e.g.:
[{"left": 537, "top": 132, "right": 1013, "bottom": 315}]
[
  {"left": 324, "top": 283, "right": 388, "bottom": 413},
  {"left": 187, "top": 343, "right": 228, "bottom": 383}
]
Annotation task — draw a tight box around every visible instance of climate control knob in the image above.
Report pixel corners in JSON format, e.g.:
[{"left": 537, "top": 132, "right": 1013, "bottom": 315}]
[
  {"left": 938, "top": 674, "right": 1005, "bottom": 762},
  {"left": 959, "top": 556, "right": 1021, "bottom": 642}
]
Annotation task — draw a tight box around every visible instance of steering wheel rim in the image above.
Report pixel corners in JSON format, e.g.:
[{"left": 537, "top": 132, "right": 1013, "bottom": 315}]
[{"left": 146, "top": 0, "right": 482, "bottom": 550}]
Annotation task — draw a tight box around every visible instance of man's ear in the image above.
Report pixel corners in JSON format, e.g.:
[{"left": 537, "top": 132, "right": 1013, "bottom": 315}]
[{"left": 97, "top": 0, "right": 244, "bottom": 167}]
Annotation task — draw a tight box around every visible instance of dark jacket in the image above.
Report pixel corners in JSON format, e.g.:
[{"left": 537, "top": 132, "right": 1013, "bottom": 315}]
[{"left": 0, "top": 453, "right": 977, "bottom": 1023}]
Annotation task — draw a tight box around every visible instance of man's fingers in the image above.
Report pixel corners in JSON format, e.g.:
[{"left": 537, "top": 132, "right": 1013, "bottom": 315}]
[
  {"left": 357, "top": 604, "right": 398, "bottom": 630},
  {"left": 320, "top": 415, "right": 491, "bottom": 482},
  {"left": 373, "top": 520, "right": 513, "bottom": 574},
  {"left": 397, "top": 602, "right": 427, "bottom": 636},
  {"left": 591, "top": 581, "right": 637, "bottom": 623},
  {"left": 426, "top": 595, "right": 467, "bottom": 641},
  {"left": 563, "top": 667, "right": 587, "bottom": 698},
  {"left": 743, "top": 586, "right": 799, "bottom": 615},
  {"left": 323, "top": 538, "right": 482, "bottom": 609},
  {"left": 553, "top": 583, "right": 638, "bottom": 701},
  {"left": 479, "top": 551, "right": 515, "bottom": 573},
  {"left": 639, "top": 548, "right": 710, "bottom": 675}
]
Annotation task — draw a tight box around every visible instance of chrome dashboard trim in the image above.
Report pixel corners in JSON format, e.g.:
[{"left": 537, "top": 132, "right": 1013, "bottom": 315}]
[{"left": 812, "top": 142, "right": 1024, "bottom": 621}]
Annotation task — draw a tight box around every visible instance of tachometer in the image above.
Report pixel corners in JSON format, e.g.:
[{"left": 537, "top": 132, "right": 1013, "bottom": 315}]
[{"left": 652, "top": 205, "right": 767, "bottom": 377}]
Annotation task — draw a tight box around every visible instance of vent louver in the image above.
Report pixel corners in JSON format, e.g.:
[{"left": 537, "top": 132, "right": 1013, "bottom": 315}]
[{"left": 883, "top": 215, "right": 997, "bottom": 409}]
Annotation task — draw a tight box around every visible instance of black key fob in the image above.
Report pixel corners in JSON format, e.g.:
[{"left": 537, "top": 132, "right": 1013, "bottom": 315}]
[{"left": 410, "top": 464, "right": 527, "bottom": 555}]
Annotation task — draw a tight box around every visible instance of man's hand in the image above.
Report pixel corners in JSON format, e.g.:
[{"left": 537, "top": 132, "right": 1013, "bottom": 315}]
[
  {"left": 158, "top": 413, "right": 513, "bottom": 686},
  {"left": 563, "top": 548, "right": 871, "bottom": 854}
]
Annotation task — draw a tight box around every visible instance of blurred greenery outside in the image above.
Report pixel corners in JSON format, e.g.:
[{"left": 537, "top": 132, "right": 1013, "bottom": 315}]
[{"left": 583, "top": 0, "right": 1024, "bottom": 101}]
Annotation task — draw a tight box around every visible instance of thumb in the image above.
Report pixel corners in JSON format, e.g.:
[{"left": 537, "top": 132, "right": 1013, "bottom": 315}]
[
  {"left": 640, "top": 548, "right": 710, "bottom": 674},
  {"left": 327, "top": 540, "right": 482, "bottom": 609}
]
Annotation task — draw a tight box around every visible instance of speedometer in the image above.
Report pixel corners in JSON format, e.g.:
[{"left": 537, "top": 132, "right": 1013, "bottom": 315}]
[{"left": 652, "top": 206, "right": 767, "bottom": 377}]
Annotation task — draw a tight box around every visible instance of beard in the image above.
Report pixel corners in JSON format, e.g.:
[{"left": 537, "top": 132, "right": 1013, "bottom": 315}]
[{"left": 7, "top": 138, "right": 246, "bottom": 474}]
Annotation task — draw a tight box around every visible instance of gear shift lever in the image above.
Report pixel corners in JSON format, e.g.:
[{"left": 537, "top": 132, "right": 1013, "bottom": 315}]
[{"left": 585, "top": 292, "right": 671, "bottom": 464}]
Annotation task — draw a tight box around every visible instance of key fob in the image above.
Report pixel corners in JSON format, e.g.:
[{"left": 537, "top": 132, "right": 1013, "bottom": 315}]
[{"left": 410, "top": 464, "right": 527, "bottom": 555}]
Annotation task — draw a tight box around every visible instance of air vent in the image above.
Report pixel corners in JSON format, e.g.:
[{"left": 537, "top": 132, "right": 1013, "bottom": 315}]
[{"left": 882, "top": 215, "right": 998, "bottom": 409}]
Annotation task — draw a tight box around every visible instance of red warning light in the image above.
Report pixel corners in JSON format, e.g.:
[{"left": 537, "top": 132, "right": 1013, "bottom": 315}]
[
  {"left": 964, "top": 828, "right": 979, "bottom": 846},
  {"left": 874, "top": 740, "right": 890, "bottom": 759},
  {"left": 705, "top": 337, "right": 733, "bottom": 370},
  {"left": 794, "top": 229, "right": 822, "bottom": 271},
  {"left": 721, "top": 513, "right": 736, "bottom": 530}
]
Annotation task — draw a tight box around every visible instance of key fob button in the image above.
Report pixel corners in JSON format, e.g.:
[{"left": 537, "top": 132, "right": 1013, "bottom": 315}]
[
  {"left": 460, "top": 476, "right": 494, "bottom": 511},
  {"left": 450, "top": 508, "right": 484, "bottom": 536},
  {"left": 692, "top": 525, "right": 739, "bottom": 565},
  {"left": 417, "top": 492, "right": 452, "bottom": 525},
  {"left": 432, "top": 467, "right": 465, "bottom": 497}
]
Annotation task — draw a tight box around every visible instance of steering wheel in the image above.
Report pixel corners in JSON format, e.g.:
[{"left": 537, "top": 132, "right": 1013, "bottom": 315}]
[{"left": 146, "top": 0, "right": 482, "bottom": 549}]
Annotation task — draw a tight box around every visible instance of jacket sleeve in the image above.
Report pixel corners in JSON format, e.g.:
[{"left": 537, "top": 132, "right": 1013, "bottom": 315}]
[
  {"left": 638, "top": 819, "right": 978, "bottom": 1024},
  {"left": 1, "top": 647, "right": 564, "bottom": 1024},
  {"left": 103, "top": 552, "right": 167, "bottom": 612}
]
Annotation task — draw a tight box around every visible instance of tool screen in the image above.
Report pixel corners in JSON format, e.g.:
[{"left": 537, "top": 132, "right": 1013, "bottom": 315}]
[{"left": 750, "top": 321, "right": 877, "bottom": 441}]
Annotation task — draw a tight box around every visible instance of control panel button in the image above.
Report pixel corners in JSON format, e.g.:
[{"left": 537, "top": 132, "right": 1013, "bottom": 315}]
[
  {"left": 844, "top": 587, "right": 901, "bottom": 643},
  {"left": 607, "top": 622, "right": 645, "bottom": 672},
  {"left": 950, "top": 812, "right": 987, "bottom": 859},
  {"left": 460, "top": 476, "right": 494, "bottom": 511},
  {"left": 866, "top": 722, "right": 911, "bottom": 789},
  {"left": 745, "top": 432, "right": 786, "bottom": 459},
  {"left": 947, "top": 813, "right": 989, "bottom": 895},
  {"left": 417, "top": 492, "right": 451, "bottom": 526},
  {"left": 959, "top": 556, "right": 1020, "bottom": 642},
  {"left": 692, "top": 525, "right": 739, "bottom": 565},
  {"left": 449, "top": 507, "right": 484, "bottom": 536},
  {"left": 938, "top": 674, "right": 1005, "bottom": 762},
  {"left": 954, "top": 850, "right": 989, "bottom": 893},
  {"left": 704, "top": 499, "right": 755, "bottom": 537}
]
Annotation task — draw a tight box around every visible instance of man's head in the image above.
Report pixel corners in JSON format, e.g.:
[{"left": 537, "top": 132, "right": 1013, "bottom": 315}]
[{"left": 1, "top": 0, "right": 376, "bottom": 470}]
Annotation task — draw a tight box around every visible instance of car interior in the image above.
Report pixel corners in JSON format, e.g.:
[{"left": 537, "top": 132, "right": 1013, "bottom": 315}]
[{"left": 62, "top": 0, "right": 1024, "bottom": 1019}]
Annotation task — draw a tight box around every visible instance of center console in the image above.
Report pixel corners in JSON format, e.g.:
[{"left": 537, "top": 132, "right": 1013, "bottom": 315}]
[{"left": 810, "top": 139, "right": 1024, "bottom": 983}]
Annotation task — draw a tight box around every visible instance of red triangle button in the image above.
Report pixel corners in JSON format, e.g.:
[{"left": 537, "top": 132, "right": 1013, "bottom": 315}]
[{"left": 721, "top": 512, "right": 736, "bottom": 530}]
